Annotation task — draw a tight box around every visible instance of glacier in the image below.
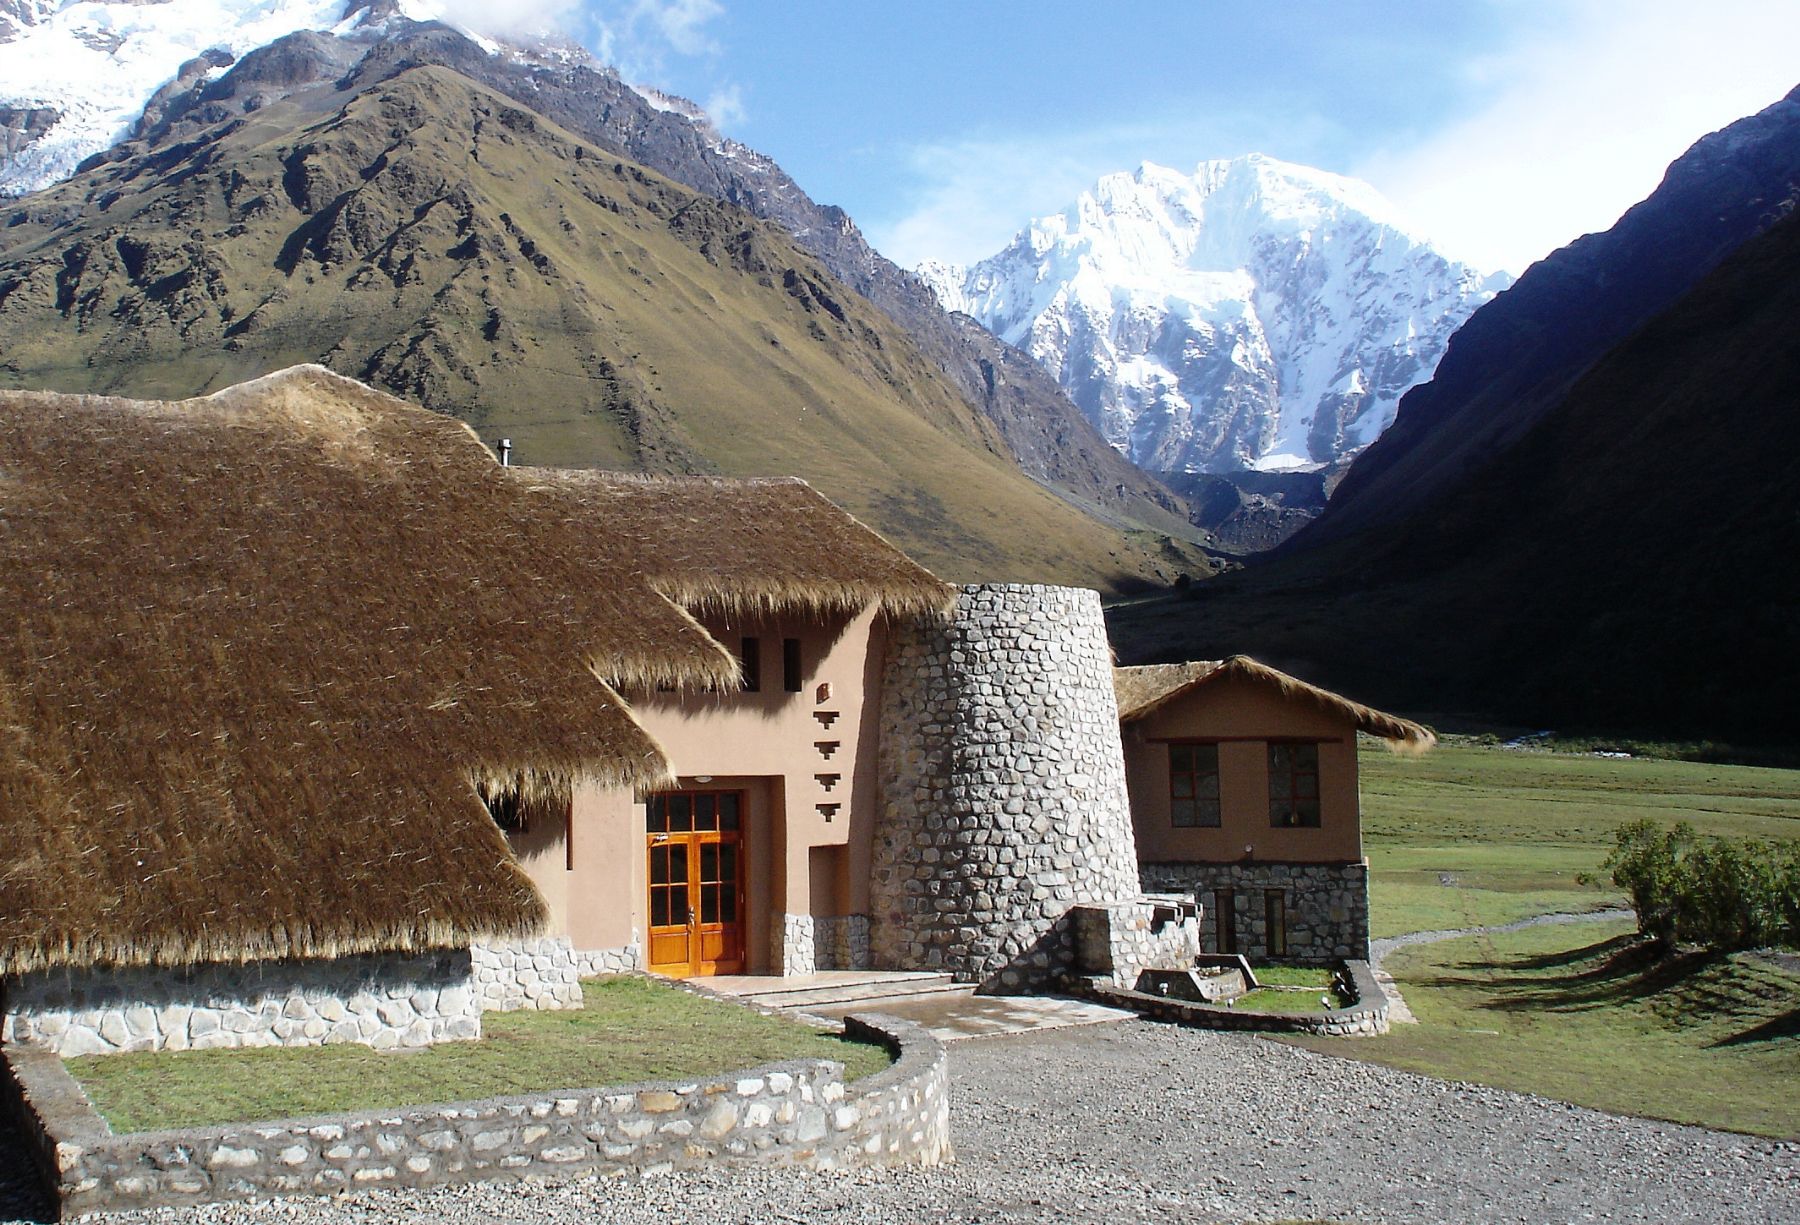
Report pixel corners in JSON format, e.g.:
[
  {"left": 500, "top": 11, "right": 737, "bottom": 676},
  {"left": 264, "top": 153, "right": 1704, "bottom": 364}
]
[{"left": 925, "top": 156, "right": 1508, "bottom": 473}]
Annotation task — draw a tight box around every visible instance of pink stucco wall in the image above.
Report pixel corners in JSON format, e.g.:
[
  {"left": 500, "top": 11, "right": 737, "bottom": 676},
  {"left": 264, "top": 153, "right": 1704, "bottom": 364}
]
[
  {"left": 510, "top": 606, "right": 886, "bottom": 974},
  {"left": 1121, "top": 672, "right": 1364, "bottom": 865}
]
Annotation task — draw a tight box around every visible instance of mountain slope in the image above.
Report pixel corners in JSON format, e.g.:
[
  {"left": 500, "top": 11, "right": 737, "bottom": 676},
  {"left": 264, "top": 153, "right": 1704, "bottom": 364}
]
[
  {"left": 0, "top": 2, "right": 1197, "bottom": 544},
  {"left": 0, "top": 61, "right": 1204, "bottom": 587},
  {"left": 928, "top": 157, "right": 1503, "bottom": 474},
  {"left": 1110, "top": 204, "right": 1800, "bottom": 742},
  {"left": 1307, "top": 83, "right": 1800, "bottom": 545}
]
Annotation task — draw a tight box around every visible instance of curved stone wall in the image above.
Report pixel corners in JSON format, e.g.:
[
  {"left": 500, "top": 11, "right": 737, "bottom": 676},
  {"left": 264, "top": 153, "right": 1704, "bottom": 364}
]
[{"left": 871, "top": 584, "right": 1141, "bottom": 988}]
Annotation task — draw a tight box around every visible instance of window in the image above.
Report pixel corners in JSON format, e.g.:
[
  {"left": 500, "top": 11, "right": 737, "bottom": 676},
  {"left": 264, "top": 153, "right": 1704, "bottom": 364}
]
[
  {"left": 782, "top": 637, "right": 802, "bottom": 692},
  {"left": 1214, "top": 888, "right": 1237, "bottom": 954},
  {"left": 1265, "top": 890, "right": 1287, "bottom": 957},
  {"left": 1167, "top": 742, "right": 1221, "bottom": 827},
  {"left": 1269, "top": 742, "right": 1322, "bottom": 827},
  {"left": 739, "top": 636, "right": 761, "bottom": 692}
]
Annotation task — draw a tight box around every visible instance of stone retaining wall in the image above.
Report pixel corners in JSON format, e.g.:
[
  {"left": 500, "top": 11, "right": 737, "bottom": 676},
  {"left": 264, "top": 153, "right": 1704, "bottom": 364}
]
[
  {"left": 1073, "top": 959, "right": 1389, "bottom": 1037},
  {"left": 1069, "top": 898, "right": 1202, "bottom": 989},
  {"left": 469, "top": 939, "right": 585, "bottom": 1012},
  {"left": 872, "top": 584, "right": 1142, "bottom": 989},
  {"left": 2, "top": 1013, "right": 948, "bottom": 1218},
  {"left": 0, "top": 951, "right": 480, "bottom": 1057},
  {"left": 1140, "top": 861, "right": 1370, "bottom": 965}
]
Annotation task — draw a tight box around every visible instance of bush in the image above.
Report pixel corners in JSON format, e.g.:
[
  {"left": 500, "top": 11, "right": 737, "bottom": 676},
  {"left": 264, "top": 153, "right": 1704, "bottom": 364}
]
[{"left": 1592, "top": 819, "right": 1800, "bottom": 952}]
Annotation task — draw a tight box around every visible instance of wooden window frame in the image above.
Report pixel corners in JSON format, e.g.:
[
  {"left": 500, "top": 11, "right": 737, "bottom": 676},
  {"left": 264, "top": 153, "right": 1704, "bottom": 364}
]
[
  {"left": 1268, "top": 740, "right": 1322, "bottom": 828},
  {"left": 1166, "top": 741, "right": 1222, "bottom": 828}
]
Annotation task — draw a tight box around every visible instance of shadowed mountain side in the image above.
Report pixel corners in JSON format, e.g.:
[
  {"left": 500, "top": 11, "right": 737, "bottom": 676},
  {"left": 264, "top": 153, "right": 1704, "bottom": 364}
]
[
  {"left": 1109, "top": 206, "right": 1800, "bottom": 744},
  {"left": 1305, "top": 83, "right": 1800, "bottom": 546},
  {"left": 105, "top": 20, "right": 1198, "bottom": 544},
  {"left": 0, "top": 64, "right": 1210, "bottom": 588}
]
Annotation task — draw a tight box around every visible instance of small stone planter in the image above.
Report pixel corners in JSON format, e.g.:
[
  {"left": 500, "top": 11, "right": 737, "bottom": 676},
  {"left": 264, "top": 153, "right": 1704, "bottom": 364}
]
[
  {"left": 1, "top": 1013, "right": 949, "bottom": 1218},
  {"left": 1071, "top": 959, "right": 1390, "bottom": 1037}
]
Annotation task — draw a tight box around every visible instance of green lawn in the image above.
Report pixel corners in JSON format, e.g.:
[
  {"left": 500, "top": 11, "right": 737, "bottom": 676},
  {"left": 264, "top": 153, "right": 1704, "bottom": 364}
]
[
  {"left": 68, "top": 977, "right": 891, "bottom": 1134},
  {"left": 1359, "top": 743, "right": 1800, "bottom": 938},
  {"left": 1291, "top": 920, "right": 1800, "bottom": 1138}
]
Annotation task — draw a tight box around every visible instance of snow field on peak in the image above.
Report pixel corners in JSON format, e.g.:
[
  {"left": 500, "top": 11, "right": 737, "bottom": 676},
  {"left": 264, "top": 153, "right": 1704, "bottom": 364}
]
[
  {"left": 926, "top": 154, "right": 1503, "bottom": 473},
  {"left": 0, "top": 0, "right": 508, "bottom": 196}
]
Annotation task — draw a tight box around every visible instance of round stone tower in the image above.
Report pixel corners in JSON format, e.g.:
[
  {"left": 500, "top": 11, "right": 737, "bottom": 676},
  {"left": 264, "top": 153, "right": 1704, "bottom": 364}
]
[{"left": 870, "top": 584, "right": 1141, "bottom": 989}]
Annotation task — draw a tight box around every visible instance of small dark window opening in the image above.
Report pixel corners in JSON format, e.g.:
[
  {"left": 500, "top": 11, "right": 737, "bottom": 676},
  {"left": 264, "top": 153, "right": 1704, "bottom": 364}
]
[
  {"left": 782, "top": 637, "right": 802, "bottom": 692},
  {"left": 1265, "top": 890, "right": 1287, "bottom": 957},
  {"left": 483, "top": 787, "right": 528, "bottom": 835},
  {"left": 1215, "top": 888, "right": 1237, "bottom": 954},
  {"left": 739, "top": 636, "right": 762, "bottom": 692}
]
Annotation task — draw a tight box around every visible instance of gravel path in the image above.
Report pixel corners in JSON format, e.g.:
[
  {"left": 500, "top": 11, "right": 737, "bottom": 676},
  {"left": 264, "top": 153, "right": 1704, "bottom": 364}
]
[
  {"left": 1370, "top": 907, "right": 1636, "bottom": 965},
  {"left": 6, "top": 1019, "right": 1794, "bottom": 1224}
]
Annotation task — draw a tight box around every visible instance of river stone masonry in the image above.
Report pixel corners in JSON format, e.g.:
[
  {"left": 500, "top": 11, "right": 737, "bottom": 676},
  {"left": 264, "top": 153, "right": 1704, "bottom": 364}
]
[
  {"left": 871, "top": 584, "right": 1142, "bottom": 989},
  {"left": 1141, "top": 861, "right": 1371, "bottom": 965},
  {"left": 0, "top": 951, "right": 480, "bottom": 1057}
]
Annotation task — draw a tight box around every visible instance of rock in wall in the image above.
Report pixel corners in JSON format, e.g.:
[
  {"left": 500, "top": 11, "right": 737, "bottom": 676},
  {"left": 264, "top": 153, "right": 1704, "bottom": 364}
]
[{"left": 871, "top": 584, "right": 1141, "bottom": 988}]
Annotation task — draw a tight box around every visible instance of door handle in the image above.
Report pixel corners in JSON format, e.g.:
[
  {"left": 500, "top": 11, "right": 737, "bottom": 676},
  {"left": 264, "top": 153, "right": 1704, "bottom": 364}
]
[{"left": 688, "top": 905, "right": 697, "bottom": 927}]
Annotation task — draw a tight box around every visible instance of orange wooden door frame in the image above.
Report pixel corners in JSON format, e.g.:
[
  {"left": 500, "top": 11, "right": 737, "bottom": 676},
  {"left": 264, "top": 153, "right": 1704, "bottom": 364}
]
[{"left": 645, "top": 791, "right": 746, "bottom": 977}]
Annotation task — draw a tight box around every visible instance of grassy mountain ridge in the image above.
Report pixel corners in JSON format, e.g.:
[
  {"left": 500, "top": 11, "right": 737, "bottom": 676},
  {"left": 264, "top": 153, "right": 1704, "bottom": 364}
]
[
  {"left": 1110, "top": 205, "right": 1800, "bottom": 743},
  {"left": 0, "top": 63, "right": 1210, "bottom": 587}
]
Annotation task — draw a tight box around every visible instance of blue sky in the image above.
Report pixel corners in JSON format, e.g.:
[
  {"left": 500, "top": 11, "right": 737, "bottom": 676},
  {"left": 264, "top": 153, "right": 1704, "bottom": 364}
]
[{"left": 467, "top": 1, "right": 1800, "bottom": 275}]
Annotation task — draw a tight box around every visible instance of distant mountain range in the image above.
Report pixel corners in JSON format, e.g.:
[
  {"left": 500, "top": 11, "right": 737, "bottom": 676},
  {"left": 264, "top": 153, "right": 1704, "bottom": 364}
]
[
  {"left": 923, "top": 156, "right": 1506, "bottom": 475},
  {"left": 0, "top": 1, "right": 1209, "bottom": 588},
  {"left": 1112, "top": 84, "right": 1800, "bottom": 744}
]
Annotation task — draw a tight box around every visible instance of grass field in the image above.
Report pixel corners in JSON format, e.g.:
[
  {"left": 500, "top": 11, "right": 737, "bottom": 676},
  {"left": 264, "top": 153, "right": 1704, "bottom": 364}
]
[
  {"left": 68, "top": 978, "right": 890, "bottom": 1134},
  {"left": 1358, "top": 742, "right": 1800, "bottom": 938},
  {"left": 1293, "top": 920, "right": 1800, "bottom": 1138},
  {"left": 1323, "top": 742, "right": 1800, "bottom": 1136}
]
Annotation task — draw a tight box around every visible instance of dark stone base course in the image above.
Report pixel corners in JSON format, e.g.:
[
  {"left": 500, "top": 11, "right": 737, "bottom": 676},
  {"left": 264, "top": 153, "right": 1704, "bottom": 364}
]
[
  {"left": 1140, "top": 860, "right": 1371, "bottom": 965},
  {"left": 1070, "top": 959, "right": 1390, "bottom": 1037},
  {"left": 1, "top": 1013, "right": 948, "bottom": 1219}
]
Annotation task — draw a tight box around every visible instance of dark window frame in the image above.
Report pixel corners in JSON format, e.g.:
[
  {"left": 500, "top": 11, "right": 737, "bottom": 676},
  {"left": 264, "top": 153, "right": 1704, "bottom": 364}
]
[
  {"left": 739, "top": 636, "right": 761, "bottom": 692},
  {"left": 1167, "top": 741, "right": 1222, "bottom": 827},
  {"left": 1268, "top": 740, "right": 1322, "bottom": 828},
  {"left": 1265, "top": 889, "right": 1287, "bottom": 957}
]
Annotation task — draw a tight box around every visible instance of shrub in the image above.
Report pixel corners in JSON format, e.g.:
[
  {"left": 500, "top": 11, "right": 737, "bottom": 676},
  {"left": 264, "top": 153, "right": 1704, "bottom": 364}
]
[{"left": 1592, "top": 819, "right": 1800, "bottom": 953}]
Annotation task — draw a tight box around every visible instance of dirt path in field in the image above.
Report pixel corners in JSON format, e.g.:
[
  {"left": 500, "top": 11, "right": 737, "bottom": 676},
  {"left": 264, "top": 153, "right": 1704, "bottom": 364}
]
[{"left": 1370, "top": 906, "right": 1636, "bottom": 966}]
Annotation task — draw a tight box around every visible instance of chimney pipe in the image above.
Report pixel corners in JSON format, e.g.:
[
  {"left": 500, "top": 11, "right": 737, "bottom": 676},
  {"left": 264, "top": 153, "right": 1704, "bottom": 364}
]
[{"left": 498, "top": 438, "right": 513, "bottom": 468}]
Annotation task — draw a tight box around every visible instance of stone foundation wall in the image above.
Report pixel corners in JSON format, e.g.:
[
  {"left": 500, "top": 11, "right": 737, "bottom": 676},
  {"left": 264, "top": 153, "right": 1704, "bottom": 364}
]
[
  {"left": 814, "top": 915, "right": 871, "bottom": 971},
  {"left": 470, "top": 939, "right": 586, "bottom": 1012},
  {"left": 871, "top": 584, "right": 1142, "bottom": 989},
  {"left": 0, "top": 951, "right": 479, "bottom": 1057},
  {"left": 570, "top": 943, "right": 641, "bottom": 978},
  {"left": 1140, "top": 861, "right": 1370, "bottom": 965},
  {"left": 1069, "top": 897, "right": 1202, "bottom": 989},
  {"left": 4, "top": 1013, "right": 949, "bottom": 1217},
  {"left": 774, "top": 915, "right": 816, "bottom": 977}
]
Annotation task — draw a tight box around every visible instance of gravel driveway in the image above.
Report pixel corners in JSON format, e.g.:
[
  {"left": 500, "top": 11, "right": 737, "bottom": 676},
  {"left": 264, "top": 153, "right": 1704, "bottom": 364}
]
[{"left": 4, "top": 1020, "right": 1795, "bottom": 1224}]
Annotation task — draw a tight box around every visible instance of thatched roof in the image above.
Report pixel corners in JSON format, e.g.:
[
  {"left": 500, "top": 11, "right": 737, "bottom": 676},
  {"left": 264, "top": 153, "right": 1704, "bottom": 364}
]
[
  {"left": 1113, "top": 657, "right": 1436, "bottom": 748},
  {"left": 0, "top": 365, "right": 748, "bottom": 976},
  {"left": 518, "top": 470, "right": 956, "bottom": 620}
]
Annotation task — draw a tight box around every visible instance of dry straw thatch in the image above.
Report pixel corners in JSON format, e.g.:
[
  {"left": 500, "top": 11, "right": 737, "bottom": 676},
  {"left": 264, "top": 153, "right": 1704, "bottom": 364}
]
[
  {"left": 1114, "top": 657, "right": 1436, "bottom": 750},
  {"left": 0, "top": 366, "right": 762, "bottom": 976},
  {"left": 520, "top": 470, "right": 955, "bottom": 620}
]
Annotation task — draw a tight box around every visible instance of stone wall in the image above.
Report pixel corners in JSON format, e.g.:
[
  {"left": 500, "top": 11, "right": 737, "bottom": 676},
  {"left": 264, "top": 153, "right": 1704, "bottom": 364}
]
[
  {"left": 469, "top": 939, "right": 585, "bottom": 1012},
  {"left": 1140, "top": 861, "right": 1370, "bottom": 965},
  {"left": 0, "top": 951, "right": 480, "bottom": 1057},
  {"left": 871, "top": 584, "right": 1143, "bottom": 990},
  {"left": 1073, "top": 960, "right": 1390, "bottom": 1037},
  {"left": 815, "top": 915, "right": 871, "bottom": 972},
  {"left": 3, "top": 1013, "right": 949, "bottom": 1217},
  {"left": 1069, "top": 897, "right": 1202, "bottom": 989}
]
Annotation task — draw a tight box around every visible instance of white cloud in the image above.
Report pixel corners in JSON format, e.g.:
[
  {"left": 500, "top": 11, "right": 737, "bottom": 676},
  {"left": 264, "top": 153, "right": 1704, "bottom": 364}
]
[
  {"left": 1355, "top": 0, "right": 1800, "bottom": 275},
  {"left": 703, "top": 83, "right": 747, "bottom": 130},
  {"left": 428, "top": 0, "right": 582, "bottom": 39},
  {"left": 631, "top": 0, "right": 724, "bottom": 56}
]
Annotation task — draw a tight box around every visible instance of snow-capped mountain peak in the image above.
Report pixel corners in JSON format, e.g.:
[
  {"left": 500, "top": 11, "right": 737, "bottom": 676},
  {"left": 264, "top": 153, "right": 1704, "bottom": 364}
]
[
  {"left": 0, "top": 0, "right": 525, "bottom": 197},
  {"left": 928, "top": 155, "right": 1507, "bottom": 472}
]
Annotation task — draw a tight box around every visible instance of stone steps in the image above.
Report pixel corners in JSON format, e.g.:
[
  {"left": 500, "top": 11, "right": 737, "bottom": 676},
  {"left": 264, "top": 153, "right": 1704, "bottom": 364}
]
[{"left": 728, "top": 972, "right": 972, "bottom": 1011}]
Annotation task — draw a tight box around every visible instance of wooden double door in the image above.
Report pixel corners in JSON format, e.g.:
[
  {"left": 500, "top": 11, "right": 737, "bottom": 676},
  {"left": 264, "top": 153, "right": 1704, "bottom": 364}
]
[{"left": 646, "top": 790, "right": 746, "bottom": 976}]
